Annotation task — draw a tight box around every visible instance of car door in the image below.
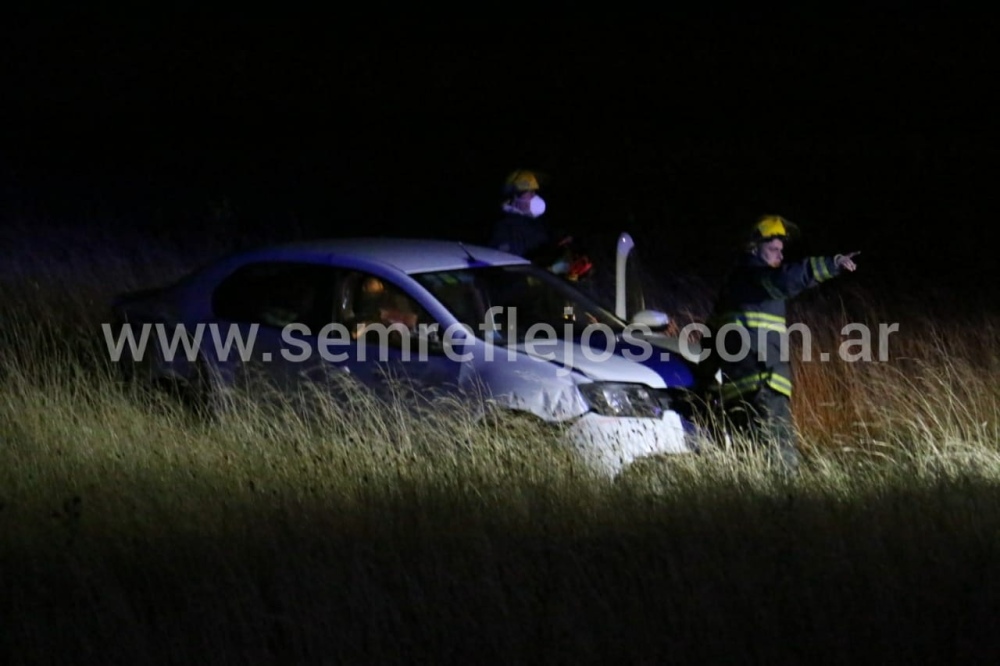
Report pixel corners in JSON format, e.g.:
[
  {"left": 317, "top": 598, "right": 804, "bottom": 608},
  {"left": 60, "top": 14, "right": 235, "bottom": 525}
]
[
  {"left": 207, "top": 261, "right": 465, "bottom": 407},
  {"left": 328, "top": 268, "right": 465, "bottom": 404},
  {"left": 208, "top": 259, "right": 347, "bottom": 395}
]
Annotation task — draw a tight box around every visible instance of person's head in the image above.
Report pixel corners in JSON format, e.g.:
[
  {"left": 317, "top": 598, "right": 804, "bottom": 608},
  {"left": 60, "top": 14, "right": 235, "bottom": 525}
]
[
  {"left": 746, "top": 215, "right": 798, "bottom": 267},
  {"left": 361, "top": 276, "right": 385, "bottom": 295},
  {"left": 756, "top": 237, "right": 784, "bottom": 267},
  {"left": 502, "top": 169, "right": 546, "bottom": 218}
]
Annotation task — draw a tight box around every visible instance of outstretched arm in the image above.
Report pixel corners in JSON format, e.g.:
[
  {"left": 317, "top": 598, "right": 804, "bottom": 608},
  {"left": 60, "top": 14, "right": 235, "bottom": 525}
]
[{"left": 761, "top": 251, "right": 859, "bottom": 299}]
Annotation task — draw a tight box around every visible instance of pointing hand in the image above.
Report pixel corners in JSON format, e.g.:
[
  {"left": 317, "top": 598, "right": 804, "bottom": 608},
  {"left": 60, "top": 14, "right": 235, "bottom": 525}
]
[{"left": 835, "top": 251, "right": 860, "bottom": 272}]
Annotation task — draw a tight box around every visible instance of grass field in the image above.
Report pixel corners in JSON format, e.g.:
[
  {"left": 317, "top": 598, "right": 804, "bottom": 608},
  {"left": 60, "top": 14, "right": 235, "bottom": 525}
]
[{"left": 3, "top": 221, "right": 1000, "bottom": 663}]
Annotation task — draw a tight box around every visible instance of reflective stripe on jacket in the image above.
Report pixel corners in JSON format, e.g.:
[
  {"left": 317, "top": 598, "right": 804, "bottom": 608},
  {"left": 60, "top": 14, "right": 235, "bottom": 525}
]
[{"left": 706, "top": 253, "right": 841, "bottom": 400}]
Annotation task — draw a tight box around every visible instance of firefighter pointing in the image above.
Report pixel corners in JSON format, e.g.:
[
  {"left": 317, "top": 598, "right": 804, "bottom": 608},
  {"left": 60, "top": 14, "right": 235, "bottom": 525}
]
[{"left": 704, "top": 215, "right": 859, "bottom": 473}]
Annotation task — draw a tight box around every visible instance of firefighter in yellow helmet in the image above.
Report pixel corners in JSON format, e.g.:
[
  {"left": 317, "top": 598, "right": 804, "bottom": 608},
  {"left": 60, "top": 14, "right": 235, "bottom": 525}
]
[
  {"left": 488, "top": 169, "right": 593, "bottom": 281},
  {"left": 702, "top": 215, "right": 859, "bottom": 473},
  {"left": 489, "top": 169, "right": 551, "bottom": 256}
]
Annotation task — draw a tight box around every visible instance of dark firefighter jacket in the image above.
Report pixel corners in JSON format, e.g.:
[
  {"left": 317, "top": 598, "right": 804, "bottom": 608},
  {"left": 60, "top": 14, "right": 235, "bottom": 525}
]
[
  {"left": 704, "top": 252, "right": 842, "bottom": 401},
  {"left": 489, "top": 212, "right": 552, "bottom": 259},
  {"left": 489, "top": 212, "right": 577, "bottom": 268}
]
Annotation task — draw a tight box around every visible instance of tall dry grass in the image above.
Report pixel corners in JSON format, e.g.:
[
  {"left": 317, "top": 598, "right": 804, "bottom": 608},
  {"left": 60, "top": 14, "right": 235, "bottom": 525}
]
[
  {"left": 790, "top": 286, "right": 1000, "bottom": 457},
  {"left": 3, "top": 221, "right": 1000, "bottom": 663}
]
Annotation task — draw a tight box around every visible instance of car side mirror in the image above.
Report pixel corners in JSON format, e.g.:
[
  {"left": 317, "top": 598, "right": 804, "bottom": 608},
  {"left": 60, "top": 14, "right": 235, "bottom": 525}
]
[{"left": 630, "top": 309, "right": 670, "bottom": 330}]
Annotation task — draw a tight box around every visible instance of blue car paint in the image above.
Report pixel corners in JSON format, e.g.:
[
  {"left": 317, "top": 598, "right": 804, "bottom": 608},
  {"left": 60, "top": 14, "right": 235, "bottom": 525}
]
[
  {"left": 572, "top": 332, "right": 697, "bottom": 388},
  {"left": 626, "top": 344, "right": 697, "bottom": 388}
]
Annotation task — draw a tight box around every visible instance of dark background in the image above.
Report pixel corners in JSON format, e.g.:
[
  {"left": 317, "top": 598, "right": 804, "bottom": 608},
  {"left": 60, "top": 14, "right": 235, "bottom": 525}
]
[{"left": 2, "top": 15, "right": 996, "bottom": 302}]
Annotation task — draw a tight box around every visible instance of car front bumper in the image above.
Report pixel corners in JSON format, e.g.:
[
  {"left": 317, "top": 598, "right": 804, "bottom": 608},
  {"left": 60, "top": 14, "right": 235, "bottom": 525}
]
[{"left": 563, "top": 410, "right": 698, "bottom": 477}]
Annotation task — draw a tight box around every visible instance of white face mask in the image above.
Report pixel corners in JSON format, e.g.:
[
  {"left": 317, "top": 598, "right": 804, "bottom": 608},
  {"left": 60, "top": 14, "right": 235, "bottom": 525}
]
[{"left": 528, "top": 194, "right": 546, "bottom": 217}]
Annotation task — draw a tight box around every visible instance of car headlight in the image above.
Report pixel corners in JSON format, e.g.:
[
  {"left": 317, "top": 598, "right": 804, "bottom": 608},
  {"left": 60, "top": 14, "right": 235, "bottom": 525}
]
[{"left": 578, "top": 382, "right": 663, "bottom": 418}]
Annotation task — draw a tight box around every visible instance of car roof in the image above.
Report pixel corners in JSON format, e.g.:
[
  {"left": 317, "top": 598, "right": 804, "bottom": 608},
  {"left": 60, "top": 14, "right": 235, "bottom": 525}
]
[{"left": 249, "top": 237, "right": 532, "bottom": 274}]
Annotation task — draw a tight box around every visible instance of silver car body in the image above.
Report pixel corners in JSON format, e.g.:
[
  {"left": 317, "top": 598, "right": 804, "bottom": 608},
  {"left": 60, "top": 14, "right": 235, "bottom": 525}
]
[{"left": 111, "top": 238, "right": 706, "bottom": 477}]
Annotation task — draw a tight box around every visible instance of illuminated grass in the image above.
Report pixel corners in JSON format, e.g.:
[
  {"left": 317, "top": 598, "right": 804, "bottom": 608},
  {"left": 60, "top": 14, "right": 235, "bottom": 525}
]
[{"left": 3, "top": 224, "right": 1000, "bottom": 662}]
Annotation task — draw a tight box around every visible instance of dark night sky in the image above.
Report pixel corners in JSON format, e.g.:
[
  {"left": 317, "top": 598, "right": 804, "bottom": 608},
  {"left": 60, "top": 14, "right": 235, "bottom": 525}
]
[{"left": 1, "top": 14, "right": 997, "bottom": 297}]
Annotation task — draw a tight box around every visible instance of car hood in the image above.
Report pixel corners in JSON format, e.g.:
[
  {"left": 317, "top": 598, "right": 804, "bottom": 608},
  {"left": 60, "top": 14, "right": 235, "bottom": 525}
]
[{"left": 509, "top": 335, "right": 695, "bottom": 389}]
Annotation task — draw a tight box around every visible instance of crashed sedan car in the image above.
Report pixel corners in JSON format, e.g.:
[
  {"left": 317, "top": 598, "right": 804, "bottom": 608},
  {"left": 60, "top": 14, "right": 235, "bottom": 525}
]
[{"left": 108, "top": 237, "right": 710, "bottom": 477}]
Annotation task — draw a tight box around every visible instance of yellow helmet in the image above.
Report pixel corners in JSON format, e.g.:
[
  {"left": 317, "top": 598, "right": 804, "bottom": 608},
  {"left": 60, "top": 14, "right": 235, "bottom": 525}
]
[
  {"left": 503, "top": 169, "right": 541, "bottom": 196},
  {"left": 750, "top": 215, "right": 799, "bottom": 242}
]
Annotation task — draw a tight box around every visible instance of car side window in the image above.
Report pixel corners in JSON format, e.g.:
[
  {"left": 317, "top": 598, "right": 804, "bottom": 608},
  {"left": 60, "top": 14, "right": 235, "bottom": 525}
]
[
  {"left": 211, "top": 261, "right": 336, "bottom": 331},
  {"left": 335, "top": 270, "right": 439, "bottom": 350}
]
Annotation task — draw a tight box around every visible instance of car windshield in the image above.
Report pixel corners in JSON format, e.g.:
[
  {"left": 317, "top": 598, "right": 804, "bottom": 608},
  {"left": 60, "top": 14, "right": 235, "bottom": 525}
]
[{"left": 412, "top": 264, "right": 627, "bottom": 344}]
